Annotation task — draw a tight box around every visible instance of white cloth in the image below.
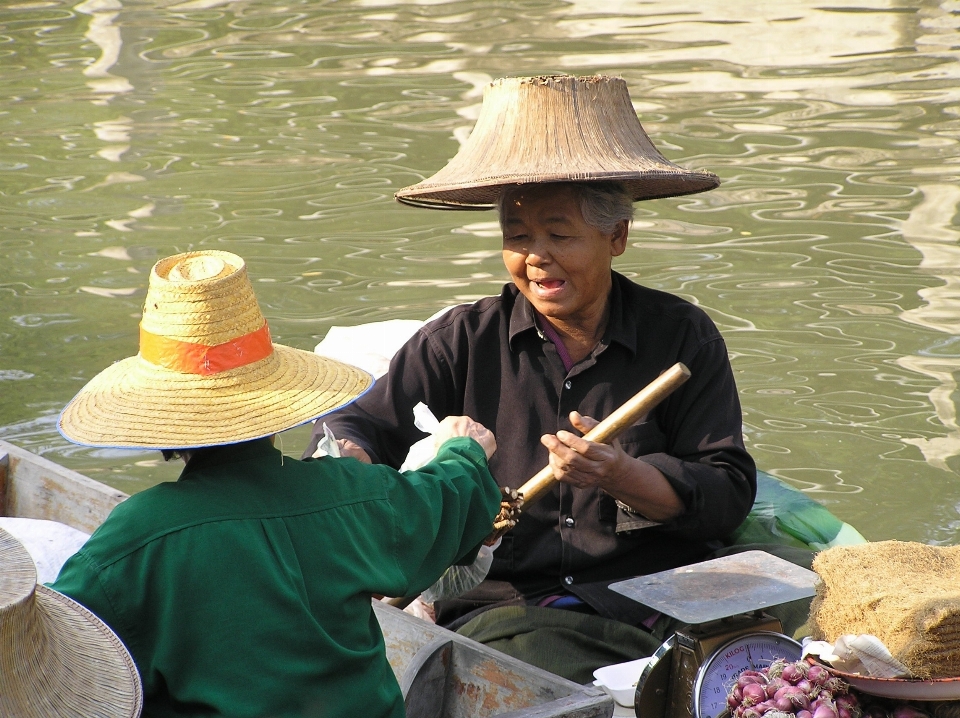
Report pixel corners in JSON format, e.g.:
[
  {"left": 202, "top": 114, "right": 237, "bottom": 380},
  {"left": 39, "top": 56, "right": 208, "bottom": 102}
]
[
  {"left": 0, "top": 517, "right": 90, "bottom": 584},
  {"left": 313, "top": 307, "right": 461, "bottom": 378},
  {"left": 314, "top": 320, "right": 425, "bottom": 378},
  {"left": 803, "top": 634, "right": 910, "bottom": 678}
]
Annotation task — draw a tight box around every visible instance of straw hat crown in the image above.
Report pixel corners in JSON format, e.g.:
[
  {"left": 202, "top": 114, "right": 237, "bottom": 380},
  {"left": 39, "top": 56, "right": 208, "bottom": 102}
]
[
  {"left": 0, "top": 529, "right": 142, "bottom": 717},
  {"left": 395, "top": 75, "right": 720, "bottom": 209},
  {"left": 141, "top": 252, "right": 264, "bottom": 345},
  {"left": 58, "top": 250, "right": 372, "bottom": 450}
]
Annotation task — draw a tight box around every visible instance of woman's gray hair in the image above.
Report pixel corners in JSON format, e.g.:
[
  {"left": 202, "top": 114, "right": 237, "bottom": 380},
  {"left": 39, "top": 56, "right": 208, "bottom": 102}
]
[{"left": 497, "top": 182, "right": 634, "bottom": 234}]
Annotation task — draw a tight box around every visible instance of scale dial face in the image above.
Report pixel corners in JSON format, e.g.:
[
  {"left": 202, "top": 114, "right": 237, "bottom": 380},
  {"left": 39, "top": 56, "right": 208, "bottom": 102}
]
[{"left": 693, "top": 631, "right": 802, "bottom": 718}]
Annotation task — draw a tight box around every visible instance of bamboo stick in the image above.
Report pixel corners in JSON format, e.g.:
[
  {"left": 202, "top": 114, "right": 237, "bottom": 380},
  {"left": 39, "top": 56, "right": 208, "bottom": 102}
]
[{"left": 517, "top": 361, "right": 691, "bottom": 507}]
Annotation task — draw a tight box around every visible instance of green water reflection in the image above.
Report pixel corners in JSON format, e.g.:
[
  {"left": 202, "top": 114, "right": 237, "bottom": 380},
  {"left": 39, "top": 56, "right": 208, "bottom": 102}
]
[{"left": 2, "top": 0, "right": 960, "bottom": 544}]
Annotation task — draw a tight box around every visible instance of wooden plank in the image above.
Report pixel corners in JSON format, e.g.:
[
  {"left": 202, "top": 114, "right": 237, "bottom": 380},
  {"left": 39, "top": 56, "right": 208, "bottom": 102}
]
[
  {"left": 0, "top": 449, "right": 8, "bottom": 518},
  {"left": 0, "top": 440, "right": 127, "bottom": 534}
]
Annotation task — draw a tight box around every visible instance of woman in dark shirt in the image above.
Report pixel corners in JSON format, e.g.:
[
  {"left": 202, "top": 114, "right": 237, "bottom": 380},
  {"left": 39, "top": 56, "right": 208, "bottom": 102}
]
[
  {"left": 305, "top": 75, "right": 758, "bottom": 680},
  {"left": 307, "top": 180, "right": 754, "bottom": 614}
]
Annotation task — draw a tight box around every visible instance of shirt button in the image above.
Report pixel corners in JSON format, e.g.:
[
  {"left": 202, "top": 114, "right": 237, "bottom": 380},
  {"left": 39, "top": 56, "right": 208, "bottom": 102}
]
[
  {"left": 564, "top": 380, "right": 572, "bottom": 389},
  {"left": 564, "top": 516, "right": 575, "bottom": 528},
  {"left": 563, "top": 575, "right": 574, "bottom": 586}
]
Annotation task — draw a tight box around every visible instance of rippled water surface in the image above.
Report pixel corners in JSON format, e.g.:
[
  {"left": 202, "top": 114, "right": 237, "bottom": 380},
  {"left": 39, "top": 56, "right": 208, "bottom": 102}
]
[{"left": 3, "top": 0, "right": 960, "bottom": 544}]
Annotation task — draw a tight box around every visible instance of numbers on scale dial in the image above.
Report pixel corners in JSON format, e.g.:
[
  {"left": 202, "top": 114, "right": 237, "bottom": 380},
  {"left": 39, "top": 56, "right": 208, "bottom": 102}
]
[{"left": 695, "top": 633, "right": 802, "bottom": 718}]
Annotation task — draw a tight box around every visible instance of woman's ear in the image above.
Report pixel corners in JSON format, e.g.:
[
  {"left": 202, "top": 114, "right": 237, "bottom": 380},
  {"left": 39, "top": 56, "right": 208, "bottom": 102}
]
[{"left": 610, "top": 220, "right": 629, "bottom": 257}]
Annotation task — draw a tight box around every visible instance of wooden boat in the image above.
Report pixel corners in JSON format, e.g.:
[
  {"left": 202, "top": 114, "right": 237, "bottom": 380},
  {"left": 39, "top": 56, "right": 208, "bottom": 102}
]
[
  {"left": 0, "top": 438, "right": 125, "bottom": 534},
  {"left": 0, "top": 439, "right": 614, "bottom": 718}
]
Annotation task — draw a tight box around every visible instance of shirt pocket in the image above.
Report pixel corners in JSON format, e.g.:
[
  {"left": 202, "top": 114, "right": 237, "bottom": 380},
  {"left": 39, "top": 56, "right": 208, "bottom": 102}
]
[
  {"left": 598, "top": 492, "right": 661, "bottom": 532},
  {"left": 598, "top": 491, "right": 619, "bottom": 525},
  {"left": 616, "top": 420, "right": 667, "bottom": 457}
]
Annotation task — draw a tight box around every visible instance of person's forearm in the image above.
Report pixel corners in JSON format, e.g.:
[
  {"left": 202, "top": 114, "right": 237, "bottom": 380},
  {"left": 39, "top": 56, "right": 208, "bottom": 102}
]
[
  {"left": 602, "top": 453, "right": 685, "bottom": 522},
  {"left": 640, "top": 451, "right": 755, "bottom": 539}
]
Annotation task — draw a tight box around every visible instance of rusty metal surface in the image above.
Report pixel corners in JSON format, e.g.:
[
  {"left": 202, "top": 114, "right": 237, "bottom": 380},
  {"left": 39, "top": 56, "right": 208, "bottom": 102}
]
[
  {"left": 403, "top": 638, "right": 454, "bottom": 718},
  {"left": 609, "top": 550, "right": 817, "bottom": 624},
  {"left": 375, "top": 602, "right": 613, "bottom": 718}
]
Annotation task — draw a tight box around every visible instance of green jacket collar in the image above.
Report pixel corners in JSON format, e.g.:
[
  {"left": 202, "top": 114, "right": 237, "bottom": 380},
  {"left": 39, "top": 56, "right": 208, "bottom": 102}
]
[{"left": 178, "top": 437, "right": 281, "bottom": 479}]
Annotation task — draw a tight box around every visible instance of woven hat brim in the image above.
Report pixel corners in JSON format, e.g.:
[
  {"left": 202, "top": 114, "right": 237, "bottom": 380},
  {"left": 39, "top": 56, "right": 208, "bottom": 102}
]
[
  {"left": 395, "top": 74, "right": 721, "bottom": 209},
  {"left": 0, "top": 586, "right": 142, "bottom": 718},
  {"left": 57, "top": 345, "right": 373, "bottom": 450},
  {"left": 395, "top": 170, "right": 721, "bottom": 209}
]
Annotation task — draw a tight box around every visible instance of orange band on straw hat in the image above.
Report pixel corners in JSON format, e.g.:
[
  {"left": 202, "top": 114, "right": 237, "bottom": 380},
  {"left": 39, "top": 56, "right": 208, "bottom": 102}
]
[
  {"left": 139, "top": 322, "right": 273, "bottom": 375},
  {"left": 58, "top": 250, "right": 374, "bottom": 449}
]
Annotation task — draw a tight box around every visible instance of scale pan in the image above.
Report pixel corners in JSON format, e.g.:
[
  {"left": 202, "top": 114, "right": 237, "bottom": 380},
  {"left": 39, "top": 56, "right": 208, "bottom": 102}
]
[
  {"left": 815, "top": 661, "right": 960, "bottom": 701},
  {"left": 608, "top": 550, "right": 817, "bottom": 624}
]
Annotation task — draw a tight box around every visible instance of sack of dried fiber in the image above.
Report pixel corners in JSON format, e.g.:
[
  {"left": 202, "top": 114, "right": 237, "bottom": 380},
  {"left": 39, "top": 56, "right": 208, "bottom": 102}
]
[{"left": 809, "top": 541, "right": 960, "bottom": 679}]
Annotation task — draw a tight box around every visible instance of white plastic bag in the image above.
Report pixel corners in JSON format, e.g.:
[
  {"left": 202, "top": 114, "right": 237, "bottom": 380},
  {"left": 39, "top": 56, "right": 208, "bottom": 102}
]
[
  {"left": 421, "top": 537, "right": 500, "bottom": 603},
  {"left": 311, "top": 423, "right": 341, "bottom": 458},
  {"left": 398, "top": 403, "right": 442, "bottom": 472},
  {"left": 401, "top": 402, "right": 499, "bottom": 603}
]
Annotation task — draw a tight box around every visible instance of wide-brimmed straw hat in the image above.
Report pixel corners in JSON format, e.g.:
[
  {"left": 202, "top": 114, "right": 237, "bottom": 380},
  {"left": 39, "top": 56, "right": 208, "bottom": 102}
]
[
  {"left": 0, "top": 528, "right": 142, "bottom": 717},
  {"left": 58, "top": 250, "right": 372, "bottom": 449},
  {"left": 395, "top": 74, "right": 720, "bottom": 210}
]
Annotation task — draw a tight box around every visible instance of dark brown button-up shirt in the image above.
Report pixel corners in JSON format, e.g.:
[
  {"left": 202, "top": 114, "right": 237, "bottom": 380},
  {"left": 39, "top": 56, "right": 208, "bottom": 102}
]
[{"left": 306, "top": 272, "right": 756, "bottom": 604}]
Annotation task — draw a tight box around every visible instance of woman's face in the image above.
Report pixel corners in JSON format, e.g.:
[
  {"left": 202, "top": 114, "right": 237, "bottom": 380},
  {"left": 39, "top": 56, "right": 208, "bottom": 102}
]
[{"left": 500, "top": 184, "right": 628, "bottom": 326}]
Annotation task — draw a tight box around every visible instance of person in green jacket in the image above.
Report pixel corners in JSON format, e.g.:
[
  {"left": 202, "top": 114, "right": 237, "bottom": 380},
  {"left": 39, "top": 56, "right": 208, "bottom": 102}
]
[{"left": 53, "top": 250, "right": 502, "bottom": 718}]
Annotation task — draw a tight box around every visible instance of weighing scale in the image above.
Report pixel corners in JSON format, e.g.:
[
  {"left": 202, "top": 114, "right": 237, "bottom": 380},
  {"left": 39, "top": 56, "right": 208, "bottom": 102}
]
[{"left": 609, "top": 551, "right": 817, "bottom": 718}]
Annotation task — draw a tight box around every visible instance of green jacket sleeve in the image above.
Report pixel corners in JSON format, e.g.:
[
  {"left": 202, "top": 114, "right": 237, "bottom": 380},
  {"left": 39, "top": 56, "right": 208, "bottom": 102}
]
[
  {"left": 380, "top": 436, "right": 500, "bottom": 598},
  {"left": 52, "top": 550, "right": 135, "bottom": 655}
]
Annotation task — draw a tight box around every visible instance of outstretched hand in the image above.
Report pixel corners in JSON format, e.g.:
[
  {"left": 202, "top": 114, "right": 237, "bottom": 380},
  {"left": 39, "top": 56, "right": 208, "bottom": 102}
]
[
  {"left": 336, "top": 438, "right": 372, "bottom": 464},
  {"left": 433, "top": 416, "right": 497, "bottom": 460}
]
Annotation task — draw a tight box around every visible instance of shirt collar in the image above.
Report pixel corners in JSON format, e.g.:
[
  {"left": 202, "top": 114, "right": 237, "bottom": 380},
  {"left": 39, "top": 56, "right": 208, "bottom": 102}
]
[
  {"left": 506, "top": 271, "right": 638, "bottom": 357},
  {"left": 507, "top": 288, "right": 539, "bottom": 348},
  {"left": 605, "top": 272, "right": 638, "bottom": 357},
  {"left": 178, "top": 437, "right": 281, "bottom": 478}
]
